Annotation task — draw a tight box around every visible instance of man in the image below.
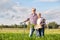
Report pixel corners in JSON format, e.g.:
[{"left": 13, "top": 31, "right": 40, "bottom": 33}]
[{"left": 24, "top": 8, "right": 38, "bottom": 37}]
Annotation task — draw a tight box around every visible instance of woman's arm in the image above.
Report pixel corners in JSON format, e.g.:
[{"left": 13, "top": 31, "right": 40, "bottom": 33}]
[{"left": 40, "top": 18, "right": 46, "bottom": 25}]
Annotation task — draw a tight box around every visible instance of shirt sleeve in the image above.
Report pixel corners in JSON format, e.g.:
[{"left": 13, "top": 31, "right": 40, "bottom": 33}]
[
  {"left": 40, "top": 18, "right": 46, "bottom": 25},
  {"left": 42, "top": 18, "right": 46, "bottom": 25},
  {"left": 24, "top": 14, "right": 30, "bottom": 22}
]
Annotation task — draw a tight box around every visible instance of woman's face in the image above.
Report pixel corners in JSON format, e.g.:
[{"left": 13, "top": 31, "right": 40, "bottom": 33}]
[{"left": 37, "top": 13, "right": 41, "bottom": 18}]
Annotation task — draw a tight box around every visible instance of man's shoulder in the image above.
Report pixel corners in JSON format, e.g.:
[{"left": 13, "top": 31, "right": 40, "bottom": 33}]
[
  {"left": 35, "top": 13, "right": 37, "bottom": 14},
  {"left": 30, "top": 13, "right": 37, "bottom": 15},
  {"left": 30, "top": 13, "right": 37, "bottom": 16}
]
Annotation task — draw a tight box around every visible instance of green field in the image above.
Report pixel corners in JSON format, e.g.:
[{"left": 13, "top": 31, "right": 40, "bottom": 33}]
[{"left": 0, "top": 28, "right": 60, "bottom": 40}]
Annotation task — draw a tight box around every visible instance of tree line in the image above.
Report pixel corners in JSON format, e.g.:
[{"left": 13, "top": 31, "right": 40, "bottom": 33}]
[{"left": 0, "top": 22, "right": 60, "bottom": 29}]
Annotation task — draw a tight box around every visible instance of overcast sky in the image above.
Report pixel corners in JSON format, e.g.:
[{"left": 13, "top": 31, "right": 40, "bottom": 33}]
[{"left": 0, "top": 0, "right": 60, "bottom": 25}]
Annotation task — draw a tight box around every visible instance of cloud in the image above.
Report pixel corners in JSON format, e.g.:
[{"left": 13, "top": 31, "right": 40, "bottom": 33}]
[
  {"left": 0, "top": 0, "right": 13, "bottom": 7},
  {"left": 0, "top": 0, "right": 30, "bottom": 25},
  {"left": 0, "top": 0, "right": 9, "bottom": 3},
  {"left": 34, "top": 0, "right": 60, "bottom": 2},
  {"left": 0, "top": 0, "right": 60, "bottom": 25},
  {"left": 44, "top": 8, "right": 60, "bottom": 24}
]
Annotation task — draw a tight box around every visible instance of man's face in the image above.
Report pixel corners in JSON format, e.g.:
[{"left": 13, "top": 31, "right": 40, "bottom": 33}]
[{"left": 32, "top": 8, "right": 36, "bottom": 14}]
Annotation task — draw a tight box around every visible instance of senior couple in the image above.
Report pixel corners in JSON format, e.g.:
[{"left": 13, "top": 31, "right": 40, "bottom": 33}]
[{"left": 24, "top": 8, "right": 46, "bottom": 37}]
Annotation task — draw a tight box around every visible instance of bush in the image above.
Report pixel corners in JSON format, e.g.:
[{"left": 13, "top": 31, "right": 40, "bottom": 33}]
[
  {"left": 0, "top": 24, "right": 27, "bottom": 28},
  {"left": 48, "top": 22, "right": 58, "bottom": 29}
]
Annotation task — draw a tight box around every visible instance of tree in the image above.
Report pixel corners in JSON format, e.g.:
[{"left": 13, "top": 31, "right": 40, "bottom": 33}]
[{"left": 48, "top": 22, "right": 58, "bottom": 29}]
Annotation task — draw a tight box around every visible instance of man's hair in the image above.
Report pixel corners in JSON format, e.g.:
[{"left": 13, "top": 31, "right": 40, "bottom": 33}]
[{"left": 32, "top": 8, "right": 36, "bottom": 11}]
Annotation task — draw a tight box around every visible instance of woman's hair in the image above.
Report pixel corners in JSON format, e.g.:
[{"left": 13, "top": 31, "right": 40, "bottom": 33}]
[
  {"left": 39, "top": 13, "right": 41, "bottom": 16},
  {"left": 37, "top": 13, "right": 41, "bottom": 16}
]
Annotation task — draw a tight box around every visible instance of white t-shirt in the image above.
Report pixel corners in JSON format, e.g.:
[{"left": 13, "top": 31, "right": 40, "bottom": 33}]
[
  {"left": 37, "top": 17, "right": 43, "bottom": 25},
  {"left": 35, "top": 17, "right": 45, "bottom": 29}
]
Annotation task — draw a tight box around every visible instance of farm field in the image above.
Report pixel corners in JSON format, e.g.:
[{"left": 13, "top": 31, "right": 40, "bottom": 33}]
[{"left": 0, "top": 28, "right": 60, "bottom": 40}]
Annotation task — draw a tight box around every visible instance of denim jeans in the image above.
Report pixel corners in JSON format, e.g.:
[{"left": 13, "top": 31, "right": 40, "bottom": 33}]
[
  {"left": 35, "top": 29, "right": 40, "bottom": 37},
  {"left": 29, "top": 27, "right": 41, "bottom": 37},
  {"left": 29, "top": 25, "right": 44, "bottom": 37},
  {"left": 29, "top": 27, "right": 35, "bottom": 37},
  {"left": 29, "top": 24, "right": 35, "bottom": 37},
  {"left": 39, "top": 27, "right": 44, "bottom": 36}
]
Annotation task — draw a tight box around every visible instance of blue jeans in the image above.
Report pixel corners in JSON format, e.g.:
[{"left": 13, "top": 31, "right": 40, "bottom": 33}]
[
  {"left": 29, "top": 25, "right": 44, "bottom": 37},
  {"left": 39, "top": 27, "right": 44, "bottom": 36},
  {"left": 29, "top": 27, "right": 40, "bottom": 37},
  {"left": 35, "top": 29, "right": 40, "bottom": 37},
  {"left": 29, "top": 27, "right": 35, "bottom": 37}
]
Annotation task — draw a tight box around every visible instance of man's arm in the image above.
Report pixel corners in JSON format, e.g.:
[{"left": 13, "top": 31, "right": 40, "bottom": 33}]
[{"left": 24, "top": 18, "right": 30, "bottom": 22}]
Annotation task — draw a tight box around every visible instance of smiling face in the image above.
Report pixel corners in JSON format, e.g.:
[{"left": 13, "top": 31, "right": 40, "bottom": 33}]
[
  {"left": 37, "top": 13, "right": 41, "bottom": 18},
  {"left": 32, "top": 8, "right": 36, "bottom": 14}
]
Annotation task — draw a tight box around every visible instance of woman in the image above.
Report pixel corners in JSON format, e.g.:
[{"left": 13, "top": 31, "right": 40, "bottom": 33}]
[{"left": 35, "top": 13, "right": 46, "bottom": 37}]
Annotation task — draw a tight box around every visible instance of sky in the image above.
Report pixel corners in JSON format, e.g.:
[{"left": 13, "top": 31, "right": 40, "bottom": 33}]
[{"left": 0, "top": 0, "right": 60, "bottom": 25}]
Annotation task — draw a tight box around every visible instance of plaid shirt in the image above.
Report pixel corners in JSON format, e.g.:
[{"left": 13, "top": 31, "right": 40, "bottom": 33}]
[{"left": 28, "top": 13, "right": 38, "bottom": 25}]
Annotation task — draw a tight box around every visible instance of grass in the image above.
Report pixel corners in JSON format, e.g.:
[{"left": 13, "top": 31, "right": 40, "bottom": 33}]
[
  {"left": 0, "top": 33, "right": 60, "bottom": 40},
  {"left": 0, "top": 28, "right": 60, "bottom": 34},
  {"left": 0, "top": 28, "right": 60, "bottom": 40}
]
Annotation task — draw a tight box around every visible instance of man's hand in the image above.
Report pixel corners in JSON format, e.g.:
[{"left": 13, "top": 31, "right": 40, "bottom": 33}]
[{"left": 24, "top": 18, "right": 30, "bottom": 22}]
